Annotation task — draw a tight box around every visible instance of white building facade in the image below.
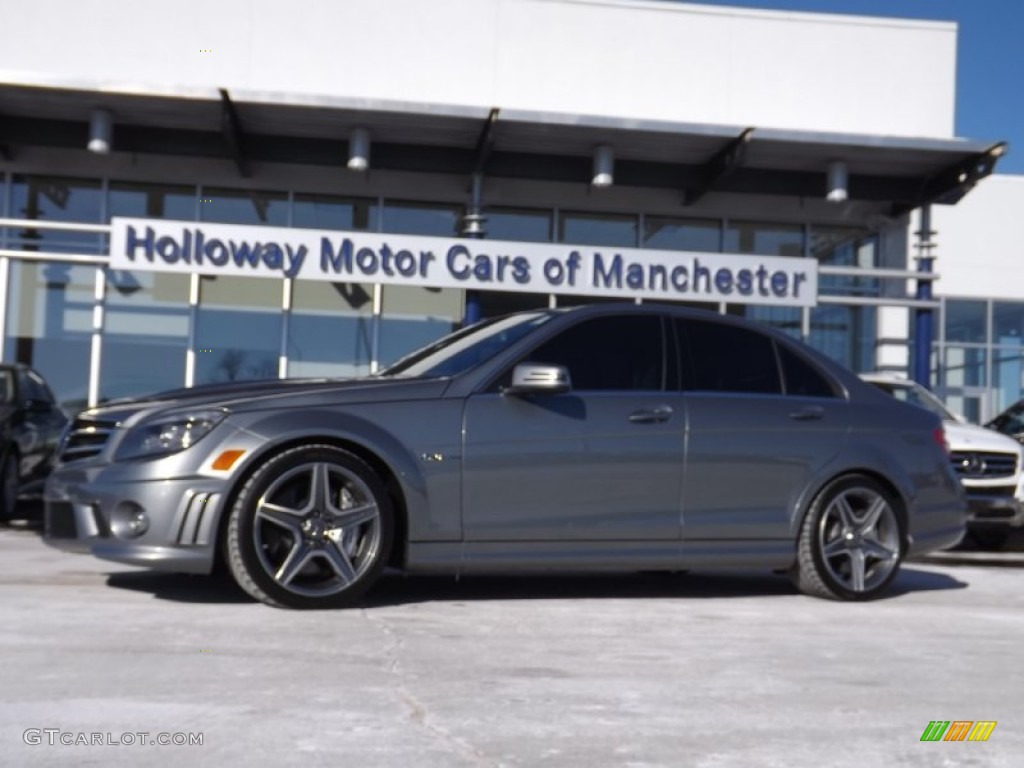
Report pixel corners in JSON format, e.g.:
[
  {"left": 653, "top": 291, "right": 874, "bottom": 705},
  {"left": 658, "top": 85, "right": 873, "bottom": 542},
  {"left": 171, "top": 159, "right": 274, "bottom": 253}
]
[{"left": 0, "top": 0, "right": 1008, "bottom": 415}]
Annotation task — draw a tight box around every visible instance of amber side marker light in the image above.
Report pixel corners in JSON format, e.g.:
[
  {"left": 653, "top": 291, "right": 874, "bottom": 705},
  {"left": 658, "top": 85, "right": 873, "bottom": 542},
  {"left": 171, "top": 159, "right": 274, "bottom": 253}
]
[{"left": 211, "top": 450, "right": 246, "bottom": 471}]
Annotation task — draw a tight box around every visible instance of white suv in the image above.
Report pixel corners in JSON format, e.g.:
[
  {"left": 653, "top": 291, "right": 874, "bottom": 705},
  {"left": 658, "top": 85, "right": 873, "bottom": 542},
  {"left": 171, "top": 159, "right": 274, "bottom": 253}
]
[{"left": 861, "top": 374, "right": 1024, "bottom": 549}]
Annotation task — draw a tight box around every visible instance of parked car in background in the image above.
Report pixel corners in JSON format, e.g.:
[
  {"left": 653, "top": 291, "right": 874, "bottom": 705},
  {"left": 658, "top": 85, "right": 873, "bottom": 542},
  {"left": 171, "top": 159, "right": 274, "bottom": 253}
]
[
  {"left": 861, "top": 373, "right": 1024, "bottom": 549},
  {"left": 45, "top": 305, "right": 965, "bottom": 607},
  {"left": 0, "top": 364, "right": 70, "bottom": 522},
  {"left": 988, "top": 400, "right": 1024, "bottom": 445}
]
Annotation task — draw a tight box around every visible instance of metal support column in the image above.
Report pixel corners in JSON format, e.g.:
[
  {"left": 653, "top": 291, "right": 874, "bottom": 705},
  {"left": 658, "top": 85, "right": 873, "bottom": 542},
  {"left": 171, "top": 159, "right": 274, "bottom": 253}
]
[
  {"left": 461, "top": 172, "right": 486, "bottom": 326},
  {"left": 912, "top": 205, "right": 935, "bottom": 388}
]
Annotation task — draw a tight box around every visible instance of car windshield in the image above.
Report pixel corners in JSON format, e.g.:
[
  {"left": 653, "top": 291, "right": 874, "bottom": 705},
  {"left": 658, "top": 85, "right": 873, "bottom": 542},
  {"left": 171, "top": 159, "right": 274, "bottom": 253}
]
[
  {"left": 989, "top": 402, "right": 1024, "bottom": 436},
  {"left": 379, "top": 311, "right": 555, "bottom": 378},
  {"left": 868, "top": 380, "right": 957, "bottom": 421}
]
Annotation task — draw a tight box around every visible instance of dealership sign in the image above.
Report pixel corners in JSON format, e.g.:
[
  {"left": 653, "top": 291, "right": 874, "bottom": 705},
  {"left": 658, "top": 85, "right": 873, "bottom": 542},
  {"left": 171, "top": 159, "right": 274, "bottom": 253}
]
[{"left": 110, "top": 217, "right": 818, "bottom": 307}]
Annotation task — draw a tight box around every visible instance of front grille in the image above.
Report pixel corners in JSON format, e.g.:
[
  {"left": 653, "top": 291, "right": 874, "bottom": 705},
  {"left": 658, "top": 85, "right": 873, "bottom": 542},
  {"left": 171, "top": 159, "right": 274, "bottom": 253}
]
[
  {"left": 967, "top": 485, "right": 1017, "bottom": 498},
  {"left": 950, "top": 451, "right": 1018, "bottom": 480},
  {"left": 45, "top": 501, "right": 77, "bottom": 539},
  {"left": 60, "top": 416, "right": 118, "bottom": 462}
]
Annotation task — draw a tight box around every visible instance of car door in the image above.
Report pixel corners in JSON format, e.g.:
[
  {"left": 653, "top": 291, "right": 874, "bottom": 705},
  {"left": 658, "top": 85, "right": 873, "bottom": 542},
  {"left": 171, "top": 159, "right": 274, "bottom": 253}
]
[
  {"left": 461, "top": 313, "right": 685, "bottom": 542},
  {"left": 678, "top": 317, "right": 850, "bottom": 540}
]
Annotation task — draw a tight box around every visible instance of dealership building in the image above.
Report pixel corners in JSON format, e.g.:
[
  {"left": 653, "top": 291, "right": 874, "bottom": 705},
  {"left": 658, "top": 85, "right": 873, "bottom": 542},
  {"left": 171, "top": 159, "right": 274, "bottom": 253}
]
[{"left": 0, "top": 0, "right": 1019, "bottom": 420}]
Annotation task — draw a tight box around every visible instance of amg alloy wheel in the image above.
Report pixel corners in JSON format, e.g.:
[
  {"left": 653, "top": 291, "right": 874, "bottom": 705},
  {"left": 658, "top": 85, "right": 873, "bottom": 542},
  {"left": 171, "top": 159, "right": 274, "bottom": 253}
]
[
  {"left": 226, "top": 445, "right": 393, "bottom": 609},
  {"left": 793, "top": 475, "right": 903, "bottom": 600}
]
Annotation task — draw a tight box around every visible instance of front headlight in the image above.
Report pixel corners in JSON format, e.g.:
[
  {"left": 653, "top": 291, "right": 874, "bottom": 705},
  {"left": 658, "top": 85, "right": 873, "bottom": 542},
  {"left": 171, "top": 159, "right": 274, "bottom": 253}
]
[{"left": 115, "top": 408, "right": 228, "bottom": 460}]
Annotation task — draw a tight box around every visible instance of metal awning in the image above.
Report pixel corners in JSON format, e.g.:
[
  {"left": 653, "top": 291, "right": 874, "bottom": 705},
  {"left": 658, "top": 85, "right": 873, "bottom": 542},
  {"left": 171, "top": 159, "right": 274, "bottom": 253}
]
[{"left": 0, "top": 82, "right": 1006, "bottom": 214}]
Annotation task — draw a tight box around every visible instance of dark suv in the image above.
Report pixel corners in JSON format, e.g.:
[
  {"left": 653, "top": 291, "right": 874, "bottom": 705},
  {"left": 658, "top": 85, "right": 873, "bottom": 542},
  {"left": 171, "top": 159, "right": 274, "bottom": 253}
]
[{"left": 0, "top": 364, "right": 69, "bottom": 521}]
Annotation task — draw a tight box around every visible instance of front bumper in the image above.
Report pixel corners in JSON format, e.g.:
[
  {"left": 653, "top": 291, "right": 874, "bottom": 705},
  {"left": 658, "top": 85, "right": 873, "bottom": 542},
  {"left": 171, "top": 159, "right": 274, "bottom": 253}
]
[
  {"left": 44, "top": 470, "right": 228, "bottom": 574},
  {"left": 963, "top": 488, "right": 1024, "bottom": 528}
]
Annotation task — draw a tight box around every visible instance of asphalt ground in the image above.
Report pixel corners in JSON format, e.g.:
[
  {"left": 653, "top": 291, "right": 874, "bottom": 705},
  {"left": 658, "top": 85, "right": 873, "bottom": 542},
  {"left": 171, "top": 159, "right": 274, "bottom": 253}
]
[{"left": 1, "top": 502, "right": 1022, "bottom": 768}]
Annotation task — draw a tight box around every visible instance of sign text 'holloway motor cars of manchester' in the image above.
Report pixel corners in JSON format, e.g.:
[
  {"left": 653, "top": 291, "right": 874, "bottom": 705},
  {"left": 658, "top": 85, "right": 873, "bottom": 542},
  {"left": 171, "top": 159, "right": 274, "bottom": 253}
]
[{"left": 109, "top": 217, "right": 818, "bottom": 307}]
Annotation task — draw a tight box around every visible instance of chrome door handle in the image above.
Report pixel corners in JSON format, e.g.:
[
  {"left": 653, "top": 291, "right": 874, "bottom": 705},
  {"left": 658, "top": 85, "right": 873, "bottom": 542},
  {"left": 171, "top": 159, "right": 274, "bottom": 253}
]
[
  {"left": 789, "top": 406, "right": 824, "bottom": 421},
  {"left": 629, "top": 405, "right": 673, "bottom": 424}
]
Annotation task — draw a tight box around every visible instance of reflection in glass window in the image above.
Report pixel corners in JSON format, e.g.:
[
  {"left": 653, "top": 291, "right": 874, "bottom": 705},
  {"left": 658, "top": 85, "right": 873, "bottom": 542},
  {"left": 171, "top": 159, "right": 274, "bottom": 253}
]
[
  {"left": 289, "top": 281, "right": 374, "bottom": 378},
  {"left": 293, "top": 194, "right": 376, "bottom": 232},
  {"left": 944, "top": 300, "right": 987, "bottom": 344},
  {"left": 195, "top": 276, "right": 282, "bottom": 384},
  {"left": 289, "top": 195, "right": 377, "bottom": 378},
  {"left": 944, "top": 346, "right": 986, "bottom": 388},
  {"left": 735, "top": 305, "right": 802, "bottom": 340},
  {"left": 642, "top": 217, "right": 720, "bottom": 252},
  {"left": 993, "top": 302, "right": 1024, "bottom": 343},
  {"left": 487, "top": 208, "right": 552, "bottom": 243},
  {"left": 811, "top": 226, "right": 879, "bottom": 297},
  {"left": 808, "top": 305, "right": 876, "bottom": 373},
  {"left": 201, "top": 187, "right": 288, "bottom": 225},
  {"left": 724, "top": 220, "right": 802, "bottom": 257},
  {"left": 102, "top": 271, "right": 190, "bottom": 398},
  {"left": 9, "top": 176, "right": 103, "bottom": 254},
  {"left": 559, "top": 211, "right": 637, "bottom": 247},
  {"left": 991, "top": 344, "right": 1023, "bottom": 414},
  {"left": 101, "top": 182, "right": 197, "bottom": 398},
  {"left": 109, "top": 181, "right": 196, "bottom": 221},
  {"left": 377, "top": 202, "right": 463, "bottom": 366},
  {"left": 3, "top": 261, "right": 95, "bottom": 414}
]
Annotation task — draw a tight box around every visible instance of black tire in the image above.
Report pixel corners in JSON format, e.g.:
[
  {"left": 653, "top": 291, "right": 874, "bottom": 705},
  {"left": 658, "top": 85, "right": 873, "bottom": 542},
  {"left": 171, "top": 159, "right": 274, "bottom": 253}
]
[
  {"left": 792, "top": 474, "right": 903, "bottom": 601},
  {"left": 0, "top": 451, "right": 18, "bottom": 523},
  {"left": 226, "top": 444, "right": 394, "bottom": 609},
  {"left": 967, "top": 527, "right": 1010, "bottom": 551}
]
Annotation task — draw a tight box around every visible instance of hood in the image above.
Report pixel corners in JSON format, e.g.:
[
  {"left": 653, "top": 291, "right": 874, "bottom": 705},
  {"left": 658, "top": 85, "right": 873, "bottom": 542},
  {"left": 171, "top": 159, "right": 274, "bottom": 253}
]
[
  {"left": 78, "top": 375, "right": 449, "bottom": 427},
  {"left": 941, "top": 419, "right": 1024, "bottom": 456}
]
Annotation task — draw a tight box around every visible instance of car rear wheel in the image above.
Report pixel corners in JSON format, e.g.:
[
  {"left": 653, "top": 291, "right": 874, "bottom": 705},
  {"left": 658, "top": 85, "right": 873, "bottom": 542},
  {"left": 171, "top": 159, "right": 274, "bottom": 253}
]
[
  {"left": 226, "top": 444, "right": 393, "bottom": 609},
  {"left": 792, "top": 475, "right": 903, "bottom": 600},
  {"left": 0, "top": 451, "right": 17, "bottom": 522}
]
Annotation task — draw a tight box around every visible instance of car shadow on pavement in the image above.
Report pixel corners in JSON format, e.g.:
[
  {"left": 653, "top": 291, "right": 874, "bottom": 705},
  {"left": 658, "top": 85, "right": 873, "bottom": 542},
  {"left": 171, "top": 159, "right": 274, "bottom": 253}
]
[{"left": 100, "top": 566, "right": 967, "bottom": 607}]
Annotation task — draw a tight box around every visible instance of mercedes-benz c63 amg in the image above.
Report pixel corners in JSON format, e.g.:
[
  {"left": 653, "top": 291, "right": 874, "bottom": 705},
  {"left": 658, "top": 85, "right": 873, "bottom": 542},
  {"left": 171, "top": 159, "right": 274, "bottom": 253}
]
[{"left": 45, "top": 304, "right": 966, "bottom": 608}]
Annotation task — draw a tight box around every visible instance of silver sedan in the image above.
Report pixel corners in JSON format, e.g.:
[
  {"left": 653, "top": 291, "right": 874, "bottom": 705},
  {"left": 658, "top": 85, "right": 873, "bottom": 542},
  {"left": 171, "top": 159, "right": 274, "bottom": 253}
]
[{"left": 44, "top": 304, "right": 966, "bottom": 608}]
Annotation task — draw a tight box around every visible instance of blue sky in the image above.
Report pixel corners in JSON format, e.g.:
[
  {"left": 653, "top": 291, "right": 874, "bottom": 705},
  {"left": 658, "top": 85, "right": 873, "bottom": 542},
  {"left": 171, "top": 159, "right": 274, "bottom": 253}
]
[{"left": 683, "top": 0, "right": 1024, "bottom": 174}]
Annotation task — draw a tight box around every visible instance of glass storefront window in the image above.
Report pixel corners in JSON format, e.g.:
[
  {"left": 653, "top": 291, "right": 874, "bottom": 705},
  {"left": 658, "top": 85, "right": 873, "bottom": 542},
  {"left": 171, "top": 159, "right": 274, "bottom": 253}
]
[
  {"left": 100, "top": 182, "right": 197, "bottom": 398},
  {"left": 724, "top": 220, "right": 802, "bottom": 257},
  {"left": 377, "top": 202, "right": 463, "bottom": 366},
  {"left": 288, "top": 194, "right": 376, "bottom": 378},
  {"left": 559, "top": 211, "right": 637, "bottom": 247},
  {"left": 992, "top": 344, "right": 1024, "bottom": 414},
  {"left": 742, "top": 306, "right": 802, "bottom": 340},
  {"left": 993, "top": 302, "right": 1024, "bottom": 343},
  {"left": 3, "top": 261, "right": 96, "bottom": 414},
  {"left": 8, "top": 176, "right": 103, "bottom": 254},
  {"left": 944, "top": 345, "right": 986, "bottom": 388},
  {"left": 944, "top": 300, "right": 987, "bottom": 344},
  {"left": 808, "top": 305, "right": 876, "bottom": 373},
  {"left": 293, "top": 193, "right": 377, "bottom": 231},
  {"left": 478, "top": 207, "right": 553, "bottom": 317},
  {"left": 192, "top": 188, "right": 289, "bottom": 383},
  {"left": 201, "top": 187, "right": 288, "bottom": 225},
  {"left": 811, "top": 226, "right": 879, "bottom": 297},
  {"left": 642, "top": 217, "right": 720, "bottom": 252}
]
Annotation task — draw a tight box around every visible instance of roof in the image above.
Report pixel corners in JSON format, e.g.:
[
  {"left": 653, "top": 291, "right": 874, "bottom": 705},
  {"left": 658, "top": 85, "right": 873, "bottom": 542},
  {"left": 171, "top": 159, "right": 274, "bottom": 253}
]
[{"left": 0, "top": 82, "right": 1006, "bottom": 214}]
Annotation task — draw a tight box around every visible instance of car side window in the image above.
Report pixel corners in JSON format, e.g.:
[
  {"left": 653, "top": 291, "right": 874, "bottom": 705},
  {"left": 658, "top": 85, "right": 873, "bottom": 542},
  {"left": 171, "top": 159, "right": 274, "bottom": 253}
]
[
  {"left": 516, "top": 315, "right": 666, "bottom": 391},
  {"left": 21, "top": 371, "right": 55, "bottom": 406},
  {"left": 777, "top": 343, "right": 838, "bottom": 398},
  {"left": 678, "top": 317, "right": 781, "bottom": 394}
]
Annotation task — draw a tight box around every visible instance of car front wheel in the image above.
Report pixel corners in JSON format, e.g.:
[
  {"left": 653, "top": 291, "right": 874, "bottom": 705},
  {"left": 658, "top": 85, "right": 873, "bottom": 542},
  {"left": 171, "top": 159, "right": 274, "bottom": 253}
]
[
  {"left": 226, "top": 444, "right": 393, "bottom": 609},
  {"left": 792, "top": 474, "right": 903, "bottom": 600}
]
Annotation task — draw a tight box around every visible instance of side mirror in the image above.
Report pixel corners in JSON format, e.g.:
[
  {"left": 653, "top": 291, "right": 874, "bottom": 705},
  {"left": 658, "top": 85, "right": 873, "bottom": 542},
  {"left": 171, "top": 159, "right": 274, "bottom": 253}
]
[{"left": 504, "top": 363, "right": 571, "bottom": 396}]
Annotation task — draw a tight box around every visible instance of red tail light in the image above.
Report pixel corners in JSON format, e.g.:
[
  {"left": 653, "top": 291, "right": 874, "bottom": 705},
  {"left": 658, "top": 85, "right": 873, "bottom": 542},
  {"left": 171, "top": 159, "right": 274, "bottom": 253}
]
[{"left": 932, "top": 426, "right": 950, "bottom": 457}]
